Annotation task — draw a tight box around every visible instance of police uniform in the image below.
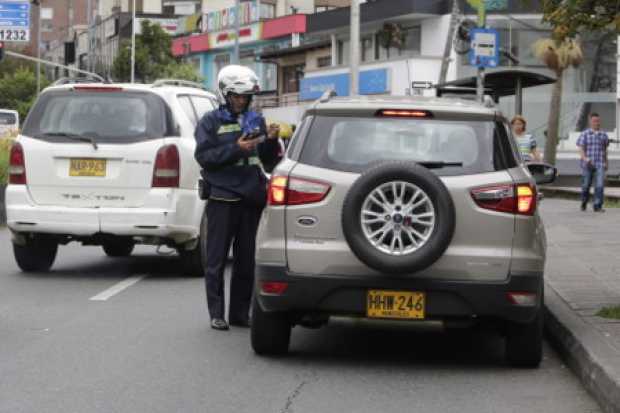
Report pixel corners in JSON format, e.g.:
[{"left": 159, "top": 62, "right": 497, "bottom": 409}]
[{"left": 194, "top": 106, "right": 280, "bottom": 324}]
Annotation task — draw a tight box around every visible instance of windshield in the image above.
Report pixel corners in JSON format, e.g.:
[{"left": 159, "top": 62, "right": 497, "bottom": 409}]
[
  {"left": 22, "top": 91, "right": 173, "bottom": 143},
  {"left": 298, "top": 115, "right": 507, "bottom": 175},
  {"left": 0, "top": 112, "right": 17, "bottom": 125}
]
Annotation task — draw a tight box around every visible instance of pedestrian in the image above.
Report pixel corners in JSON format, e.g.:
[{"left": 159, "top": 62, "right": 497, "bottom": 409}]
[
  {"left": 511, "top": 115, "right": 541, "bottom": 162},
  {"left": 577, "top": 113, "right": 609, "bottom": 212},
  {"left": 194, "top": 65, "right": 281, "bottom": 330}
]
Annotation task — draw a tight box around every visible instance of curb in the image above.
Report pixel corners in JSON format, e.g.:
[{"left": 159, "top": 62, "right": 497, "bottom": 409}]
[{"left": 544, "top": 282, "right": 620, "bottom": 413}]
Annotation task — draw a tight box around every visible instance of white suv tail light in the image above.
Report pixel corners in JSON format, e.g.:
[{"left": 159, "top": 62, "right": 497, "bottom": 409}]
[
  {"left": 152, "top": 145, "right": 180, "bottom": 188},
  {"left": 9, "top": 142, "right": 27, "bottom": 185}
]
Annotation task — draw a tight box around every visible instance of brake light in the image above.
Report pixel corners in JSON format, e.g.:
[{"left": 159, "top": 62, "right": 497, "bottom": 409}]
[
  {"left": 9, "top": 142, "right": 26, "bottom": 185},
  {"left": 268, "top": 176, "right": 330, "bottom": 206},
  {"left": 376, "top": 109, "right": 432, "bottom": 118},
  {"left": 471, "top": 184, "right": 536, "bottom": 216},
  {"left": 74, "top": 86, "right": 123, "bottom": 92},
  {"left": 507, "top": 292, "right": 537, "bottom": 306},
  {"left": 152, "top": 145, "right": 179, "bottom": 187}
]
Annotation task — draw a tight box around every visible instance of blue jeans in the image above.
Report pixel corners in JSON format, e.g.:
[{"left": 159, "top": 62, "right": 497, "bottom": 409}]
[{"left": 581, "top": 164, "right": 606, "bottom": 209}]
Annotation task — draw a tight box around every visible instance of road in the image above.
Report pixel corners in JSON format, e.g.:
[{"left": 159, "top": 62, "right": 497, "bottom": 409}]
[{"left": 0, "top": 226, "right": 601, "bottom": 413}]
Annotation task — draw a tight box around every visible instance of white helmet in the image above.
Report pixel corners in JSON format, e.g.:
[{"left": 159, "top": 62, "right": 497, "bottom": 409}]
[{"left": 217, "top": 65, "right": 260, "bottom": 103}]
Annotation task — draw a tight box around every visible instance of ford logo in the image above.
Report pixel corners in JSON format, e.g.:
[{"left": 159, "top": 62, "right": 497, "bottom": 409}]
[{"left": 297, "top": 216, "right": 318, "bottom": 227}]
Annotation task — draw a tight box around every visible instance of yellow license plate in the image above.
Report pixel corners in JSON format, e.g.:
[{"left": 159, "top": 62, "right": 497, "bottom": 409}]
[
  {"left": 367, "top": 290, "right": 425, "bottom": 319},
  {"left": 69, "top": 158, "right": 106, "bottom": 177}
]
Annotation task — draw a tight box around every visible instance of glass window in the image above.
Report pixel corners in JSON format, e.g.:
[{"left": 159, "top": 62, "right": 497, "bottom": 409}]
[
  {"left": 282, "top": 64, "right": 305, "bottom": 94},
  {"left": 401, "top": 26, "right": 421, "bottom": 56},
  {"left": 260, "top": 3, "right": 275, "bottom": 19},
  {"left": 0, "top": 112, "right": 17, "bottom": 125},
  {"left": 178, "top": 95, "right": 197, "bottom": 126},
  {"left": 361, "top": 36, "right": 373, "bottom": 62},
  {"left": 299, "top": 116, "right": 500, "bottom": 176},
  {"left": 337, "top": 39, "right": 350, "bottom": 65},
  {"left": 214, "top": 53, "right": 230, "bottom": 78},
  {"left": 23, "top": 91, "right": 171, "bottom": 142},
  {"left": 317, "top": 55, "right": 331, "bottom": 67},
  {"left": 191, "top": 96, "right": 216, "bottom": 121}
]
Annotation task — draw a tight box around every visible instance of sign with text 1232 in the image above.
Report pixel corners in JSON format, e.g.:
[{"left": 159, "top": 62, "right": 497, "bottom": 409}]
[
  {"left": 468, "top": 28, "right": 499, "bottom": 68},
  {"left": 0, "top": 0, "right": 30, "bottom": 42}
]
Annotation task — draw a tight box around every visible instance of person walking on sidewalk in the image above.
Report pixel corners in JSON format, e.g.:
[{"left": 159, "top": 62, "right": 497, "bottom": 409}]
[
  {"left": 577, "top": 113, "right": 609, "bottom": 212},
  {"left": 511, "top": 115, "right": 541, "bottom": 162}
]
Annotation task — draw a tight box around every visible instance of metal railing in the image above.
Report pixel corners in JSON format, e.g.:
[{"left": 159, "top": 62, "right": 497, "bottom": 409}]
[{"left": 254, "top": 92, "right": 301, "bottom": 109}]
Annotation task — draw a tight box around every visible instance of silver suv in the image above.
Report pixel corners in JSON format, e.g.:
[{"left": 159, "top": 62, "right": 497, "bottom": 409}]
[{"left": 251, "top": 96, "right": 556, "bottom": 367}]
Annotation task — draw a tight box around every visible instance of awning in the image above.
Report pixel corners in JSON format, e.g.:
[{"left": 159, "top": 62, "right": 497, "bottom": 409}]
[{"left": 257, "top": 41, "right": 331, "bottom": 60}]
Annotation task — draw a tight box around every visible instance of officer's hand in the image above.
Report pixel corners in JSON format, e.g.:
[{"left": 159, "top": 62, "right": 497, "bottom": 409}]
[
  {"left": 238, "top": 134, "right": 259, "bottom": 152},
  {"left": 267, "top": 123, "right": 280, "bottom": 140}
]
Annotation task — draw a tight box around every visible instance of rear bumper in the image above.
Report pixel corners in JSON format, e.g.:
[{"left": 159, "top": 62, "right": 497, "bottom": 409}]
[
  {"left": 6, "top": 185, "right": 201, "bottom": 243},
  {"left": 255, "top": 265, "right": 543, "bottom": 324}
]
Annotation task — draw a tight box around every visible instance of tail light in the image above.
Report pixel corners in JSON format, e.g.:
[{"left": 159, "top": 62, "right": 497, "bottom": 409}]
[
  {"left": 152, "top": 145, "right": 180, "bottom": 188},
  {"left": 471, "top": 183, "right": 536, "bottom": 216},
  {"left": 376, "top": 109, "right": 433, "bottom": 118},
  {"left": 260, "top": 281, "right": 288, "bottom": 295},
  {"left": 9, "top": 142, "right": 27, "bottom": 185},
  {"left": 507, "top": 292, "right": 537, "bottom": 306},
  {"left": 268, "top": 176, "right": 331, "bottom": 206}
]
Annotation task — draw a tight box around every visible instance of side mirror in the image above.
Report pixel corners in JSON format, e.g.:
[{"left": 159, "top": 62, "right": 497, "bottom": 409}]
[{"left": 526, "top": 162, "right": 557, "bottom": 186}]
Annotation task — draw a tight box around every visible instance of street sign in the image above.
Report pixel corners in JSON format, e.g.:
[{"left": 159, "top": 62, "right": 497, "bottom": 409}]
[
  {"left": 469, "top": 28, "right": 499, "bottom": 68},
  {"left": 0, "top": 0, "right": 30, "bottom": 42}
]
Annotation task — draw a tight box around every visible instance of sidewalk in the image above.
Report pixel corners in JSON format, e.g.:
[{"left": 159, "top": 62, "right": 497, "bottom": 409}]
[
  {"left": 541, "top": 199, "right": 620, "bottom": 413},
  {"left": 542, "top": 186, "right": 620, "bottom": 201}
]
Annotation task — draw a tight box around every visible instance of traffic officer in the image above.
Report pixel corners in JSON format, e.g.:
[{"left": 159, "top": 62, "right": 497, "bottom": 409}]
[{"left": 194, "top": 65, "right": 281, "bottom": 331}]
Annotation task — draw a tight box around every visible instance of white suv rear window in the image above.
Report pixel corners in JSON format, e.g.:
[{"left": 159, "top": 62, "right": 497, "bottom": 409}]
[{"left": 22, "top": 90, "right": 172, "bottom": 143}]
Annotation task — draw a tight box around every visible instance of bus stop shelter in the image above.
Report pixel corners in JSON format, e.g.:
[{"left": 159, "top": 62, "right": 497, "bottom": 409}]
[{"left": 435, "top": 69, "right": 556, "bottom": 115}]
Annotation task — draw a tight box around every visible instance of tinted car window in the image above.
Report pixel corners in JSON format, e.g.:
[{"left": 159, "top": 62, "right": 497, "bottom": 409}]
[
  {"left": 299, "top": 115, "right": 498, "bottom": 175},
  {"left": 22, "top": 90, "right": 172, "bottom": 143}
]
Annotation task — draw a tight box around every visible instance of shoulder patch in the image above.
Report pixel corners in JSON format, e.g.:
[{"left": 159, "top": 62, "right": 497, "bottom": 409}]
[{"left": 217, "top": 124, "right": 241, "bottom": 134}]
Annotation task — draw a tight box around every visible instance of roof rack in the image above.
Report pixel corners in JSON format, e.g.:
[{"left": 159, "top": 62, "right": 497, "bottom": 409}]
[
  {"left": 152, "top": 79, "right": 212, "bottom": 93},
  {"left": 51, "top": 77, "right": 106, "bottom": 86}
]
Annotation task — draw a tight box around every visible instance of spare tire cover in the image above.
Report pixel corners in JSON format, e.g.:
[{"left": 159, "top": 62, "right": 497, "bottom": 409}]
[{"left": 342, "top": 161, "right": 456, "bottom": 274}]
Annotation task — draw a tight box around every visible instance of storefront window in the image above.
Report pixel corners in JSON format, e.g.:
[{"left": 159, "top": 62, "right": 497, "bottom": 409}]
[
  {"left": 337, "top": 40, "right": 350, "bottom": 65},
  {"left": 214, "top": 53, "right": 230, "bottom": 78},
  {"left": 260, "top": 3, "right": 275, "bottom": 19},
  {"left": 282, "top": 64, "right": 305, "bottom": 94},
  {"left": 361, "top": 36, "right": 373, "bottom": 62}
]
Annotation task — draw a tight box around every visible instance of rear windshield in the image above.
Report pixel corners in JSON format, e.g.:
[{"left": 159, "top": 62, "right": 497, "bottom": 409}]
[
  {"left": 22, "top": 90, "right": 174, "bottom": 143},
  {"left": 299, "top": 115, "right": 512, "bottom": 175},
  {"left": 0, "top": 112, "right": 17, "bottom": 125}
]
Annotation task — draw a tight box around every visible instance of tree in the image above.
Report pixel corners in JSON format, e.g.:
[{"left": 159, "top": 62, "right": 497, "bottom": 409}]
[
  {"left": 540, "top": 0, "right": 619, "bottom": 41},
  {"left": 533, "top": 0, "right": 617, "bottom": 165},
  {"left": 112, "top": 20, "right": 202, "bottom": 83},
  {"left": 0, "top": 66, "right": 49, "bottom": 123},
  {"left": 533, "top": 38, "right": 583, "bottom": 165}
]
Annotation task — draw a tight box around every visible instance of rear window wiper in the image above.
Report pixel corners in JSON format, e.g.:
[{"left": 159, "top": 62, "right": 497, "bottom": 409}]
[
  {"left": 415, "top": 161, "right": 463, "bottom": 169},
  {"left": 37, "top": 132, "right": 98, "bottom": 150}
]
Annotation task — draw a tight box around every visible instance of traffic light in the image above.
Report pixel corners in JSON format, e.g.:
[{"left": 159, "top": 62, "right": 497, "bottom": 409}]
[{"left": 0, "top": 42, "right": 4, "bottom": 62}]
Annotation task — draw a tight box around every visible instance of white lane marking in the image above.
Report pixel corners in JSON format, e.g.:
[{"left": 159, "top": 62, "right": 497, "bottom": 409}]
[{"left": 89, "top": 275, "right": 145, "bottom": 301}]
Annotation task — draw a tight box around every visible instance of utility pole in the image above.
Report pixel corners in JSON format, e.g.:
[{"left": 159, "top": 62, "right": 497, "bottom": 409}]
[
  {"left": 130, "top": 0, "right": 136, "bottom": 82},
  {"left": 439, "top": 0, "right": 460, "bottom": 85},
  {"left": 87, "top": 0, "right": 91, "bottom": 72},
  {"left": 475, "top": 1, "right": 486, "bottom": 103},
  {"left": 233, "top": 0, "right": 240, "bottom": 64},
  {"left": 36, "top": 0, "right": 41, "bottom": 94},
  {"left": 349, "top": 0, "right": 360, "bottom": 96}
]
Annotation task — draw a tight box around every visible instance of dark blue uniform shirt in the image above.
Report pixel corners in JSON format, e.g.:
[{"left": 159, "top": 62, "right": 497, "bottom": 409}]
[{"left": 194, "top": 107, "right": 280, "bottom": 203}]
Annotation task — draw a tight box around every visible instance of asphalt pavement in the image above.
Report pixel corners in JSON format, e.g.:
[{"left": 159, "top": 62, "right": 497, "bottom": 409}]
[{"left": 0, "top": 227, "right": 602, "bottom": 413}]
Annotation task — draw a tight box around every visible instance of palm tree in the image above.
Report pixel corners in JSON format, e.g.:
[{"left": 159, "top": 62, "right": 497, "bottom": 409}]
[{"left": 533, "top": 38, "right": 583, "bottom": 165}]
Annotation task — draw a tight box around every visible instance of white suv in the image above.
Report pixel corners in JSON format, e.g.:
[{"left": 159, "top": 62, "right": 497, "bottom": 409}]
[{"left": 6, "top": 79, "right": 217, "bottom": 274}]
